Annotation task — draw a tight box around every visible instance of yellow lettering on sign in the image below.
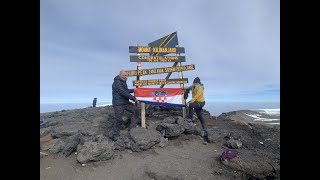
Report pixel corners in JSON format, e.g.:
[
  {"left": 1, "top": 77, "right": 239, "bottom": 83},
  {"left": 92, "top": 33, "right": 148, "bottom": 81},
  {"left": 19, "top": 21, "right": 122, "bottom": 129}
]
[
  {"left": 153, "top": 47, "right": 158, "bottom": 52},
  {"left": 127, "top": 71, "right": 137, "bottom": 76},
  {"left": 186, "top": 65, "right": 194, "bottom": 70},
  {"left": 157, "top": 68, "right": 164, "bottom": 73},
  {"left": 138, "top": 47, "right": 151, "bottom": 53},
  {"left": 136, "top": 55, "right": 180, "bottom": 61},
  {"left": 149, "top": 69, "right": 155, "bottom": 74}
]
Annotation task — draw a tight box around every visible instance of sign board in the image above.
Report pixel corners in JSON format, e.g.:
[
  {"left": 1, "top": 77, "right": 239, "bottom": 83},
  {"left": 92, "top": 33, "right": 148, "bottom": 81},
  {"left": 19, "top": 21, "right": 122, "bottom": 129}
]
[
  {"left": 125, "top": 64, "right": 195, "bottom": 77},
  {"left": 133, "top": 78, "right": 188, "bottom": 86},
  {"left": 130, "top": 55, "right": 186, "bottom": 62},
  {"left": 129, "top": 46, "right": 185, "bottom": 54}
]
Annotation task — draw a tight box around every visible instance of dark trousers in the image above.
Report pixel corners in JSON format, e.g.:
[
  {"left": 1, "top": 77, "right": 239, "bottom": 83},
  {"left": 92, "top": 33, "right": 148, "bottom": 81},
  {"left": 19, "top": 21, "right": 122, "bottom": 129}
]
[
  {"left": 113, "top": 103, "right": 139, "bottom": 136},
  {"left": 188, "top": 102, "right": 207, "bottom": 130}
]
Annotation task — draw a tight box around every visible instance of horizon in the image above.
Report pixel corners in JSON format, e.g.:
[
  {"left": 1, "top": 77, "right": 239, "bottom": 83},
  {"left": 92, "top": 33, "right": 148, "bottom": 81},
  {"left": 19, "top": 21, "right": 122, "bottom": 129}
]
[
  {"left": 40, "top": 99, "right": 280, "bottom": 104},
  {"left": 40, "top": 101, "right": 280, "bottom": 117},
  {"left": 41, "top": 0, "right": 279, "bottom": 104}
]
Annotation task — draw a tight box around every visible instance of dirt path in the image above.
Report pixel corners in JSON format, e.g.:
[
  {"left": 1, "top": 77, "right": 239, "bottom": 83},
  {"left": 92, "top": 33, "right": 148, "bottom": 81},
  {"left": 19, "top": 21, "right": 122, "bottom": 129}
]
[{"left": 41, "top": 134, "right": 241, "bottom": 180}]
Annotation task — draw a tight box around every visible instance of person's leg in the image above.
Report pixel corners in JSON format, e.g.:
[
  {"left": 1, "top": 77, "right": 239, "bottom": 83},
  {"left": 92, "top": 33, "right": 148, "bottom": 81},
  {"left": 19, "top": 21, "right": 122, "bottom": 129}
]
[
  {"left": 194, "top": 102, "right": 207, "bottom": 132},
  {"left": 187, "top": 103, "right": 196, "bottom": 122},
  {"left": 125, "top": 103, "right": 140, "bottom": 128},
  {"left": 195, "top": 108, "right": 207, "bottom": 130},
  {"left": 112, "top": 105, "right": 126, "bottom": 138}
]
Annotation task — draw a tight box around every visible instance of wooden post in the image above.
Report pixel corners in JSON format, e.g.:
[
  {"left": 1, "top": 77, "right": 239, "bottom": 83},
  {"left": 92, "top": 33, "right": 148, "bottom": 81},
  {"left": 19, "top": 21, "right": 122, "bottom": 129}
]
[
  {"left": 135, "top": 45, "right": 146, "bottom": 128},
  {"left": 178, "top": 71, "right": 186, "bottom": 118},
  {"left": 137, "top": 60, "right": 146, "bottom": 128},
  {"left": 141, "top": 102, "right": 146, "bottom": 128},
  {"left": 176, "top": 44, "right": 186, "bottom": 118}
]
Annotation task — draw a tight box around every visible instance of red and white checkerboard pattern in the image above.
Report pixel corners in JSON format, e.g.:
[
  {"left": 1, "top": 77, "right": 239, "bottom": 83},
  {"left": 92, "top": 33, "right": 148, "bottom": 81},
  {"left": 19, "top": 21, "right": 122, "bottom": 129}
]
[{"left": 153, "top": 96, "right": 167, "bottom": 102}]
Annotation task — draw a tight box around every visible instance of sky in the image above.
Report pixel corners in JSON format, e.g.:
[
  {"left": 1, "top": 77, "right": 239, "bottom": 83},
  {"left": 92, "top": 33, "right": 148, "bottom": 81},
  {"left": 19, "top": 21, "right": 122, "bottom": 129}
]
[{"left": 40, "top": 0, "right": 280, "bottom": 104}]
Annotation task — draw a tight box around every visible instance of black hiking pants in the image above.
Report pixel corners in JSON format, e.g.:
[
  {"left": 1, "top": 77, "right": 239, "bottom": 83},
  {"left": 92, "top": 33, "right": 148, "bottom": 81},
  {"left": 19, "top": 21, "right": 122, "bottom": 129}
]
[
  {"left": 188, "top": 101, "right": 207, "bottom": 130},
  {"left": 112, "top": 103, "right": 139, "bottom": 136}
]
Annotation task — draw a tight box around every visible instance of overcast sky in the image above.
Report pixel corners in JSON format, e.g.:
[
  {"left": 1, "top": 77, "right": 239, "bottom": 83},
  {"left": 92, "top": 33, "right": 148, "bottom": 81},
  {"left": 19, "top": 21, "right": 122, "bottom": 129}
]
[{"left": 40, "top": 0, "right": 279, "bottom": 104}]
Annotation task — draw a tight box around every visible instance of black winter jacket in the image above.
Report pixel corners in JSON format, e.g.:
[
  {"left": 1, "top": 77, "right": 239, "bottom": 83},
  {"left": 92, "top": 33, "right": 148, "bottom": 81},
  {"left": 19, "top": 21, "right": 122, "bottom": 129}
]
[{"left": 112, "top": 75, "right": 136, "bottom": 106}]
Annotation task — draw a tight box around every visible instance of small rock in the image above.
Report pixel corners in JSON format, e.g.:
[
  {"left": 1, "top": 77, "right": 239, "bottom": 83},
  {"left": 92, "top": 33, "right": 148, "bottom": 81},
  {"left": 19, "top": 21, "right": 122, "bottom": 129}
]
[
  {"left": 45, "top": 167, "right": 51, "bottom": 169},
  {"left": 225, "top": 139, "right": 242, "bottom": 149},
  {"left": 82, "top": 164, "right": 86, "bottom": 167},
  {"left": 158, "top": 137, "right": 168, "bottom": 148},
  {"left": 40, "top": 152, "right": 48, "bottom": 156}
]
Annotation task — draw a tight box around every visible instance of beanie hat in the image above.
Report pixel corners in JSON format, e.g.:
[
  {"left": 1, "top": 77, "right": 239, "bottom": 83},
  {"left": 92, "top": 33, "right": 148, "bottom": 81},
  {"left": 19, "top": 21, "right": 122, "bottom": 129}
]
[{"left": 193, "top": 77, "right": 201, "bottom": 84}]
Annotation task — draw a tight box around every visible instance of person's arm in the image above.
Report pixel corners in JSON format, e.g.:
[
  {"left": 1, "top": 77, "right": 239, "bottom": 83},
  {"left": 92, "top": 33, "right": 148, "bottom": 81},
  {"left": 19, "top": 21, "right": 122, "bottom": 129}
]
[
  {"left": 115, "top": 81, "right": 136, "bottom": 101},
  {"left": 128, "top": 89, "right": 134, "bottom": 93},
  {"left": 183, "top": 85, "right": 192, "bottom": 90},
  {"left": 189, "top": 87, "right": 203, "bottom": 103}
]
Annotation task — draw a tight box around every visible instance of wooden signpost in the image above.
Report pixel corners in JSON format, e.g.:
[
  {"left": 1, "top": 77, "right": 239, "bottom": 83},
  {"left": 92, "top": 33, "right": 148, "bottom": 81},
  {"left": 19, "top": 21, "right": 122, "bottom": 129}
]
[
  {"left": 130, "top": 55, "right": 186, "bottom": 62},
  {"left": 125, "top": 64, "right": 195, "bottom": 77},
  {"left": 129, "top": 46, "right": 185, "bottom": 53},
  {"left": 133, "top": 78, "right": 189, "bottom": 86},
  {"left": 127, "top": 32, "right": 195, "bottom": 128}
]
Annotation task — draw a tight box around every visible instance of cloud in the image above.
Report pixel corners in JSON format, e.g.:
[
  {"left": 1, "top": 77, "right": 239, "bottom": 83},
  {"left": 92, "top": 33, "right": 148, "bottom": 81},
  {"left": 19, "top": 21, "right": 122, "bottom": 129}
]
[{"left": 41, "top": 0, "right": 279, "bottom": 103}]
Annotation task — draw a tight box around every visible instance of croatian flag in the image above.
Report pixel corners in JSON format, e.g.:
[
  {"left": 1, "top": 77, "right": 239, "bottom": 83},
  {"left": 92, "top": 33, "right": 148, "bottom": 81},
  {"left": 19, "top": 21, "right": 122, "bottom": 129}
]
[{"left": 134, "top": 88, "right": 186, "bottom": 107}]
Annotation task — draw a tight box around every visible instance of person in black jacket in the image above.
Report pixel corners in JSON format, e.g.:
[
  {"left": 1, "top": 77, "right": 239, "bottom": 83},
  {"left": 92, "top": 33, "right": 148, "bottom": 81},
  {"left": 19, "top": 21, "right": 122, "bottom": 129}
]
[
  {"left": 111, "top": 70, "right": 140, "bottom": 141},
  {"left": 92, "top": 98, "right": 97, "bottom": 107}
]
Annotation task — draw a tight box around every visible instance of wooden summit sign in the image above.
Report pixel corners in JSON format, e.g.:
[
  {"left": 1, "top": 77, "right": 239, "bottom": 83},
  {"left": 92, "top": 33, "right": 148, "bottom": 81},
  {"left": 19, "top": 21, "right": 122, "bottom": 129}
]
[
  {"left": 125, "top": 64, "right": 195, "bottom": 77},
  {"left": 127, "top": 32, "right": 193, "bottom": 126},
  {"left": 129, "top": 46, "right": 185, "bottom": 53},
  {"left": 133, "top": 78, "right": 188, "bottom": 86},
  {"left": 130, "top": 55, "right": 186, "bottom": 62}
]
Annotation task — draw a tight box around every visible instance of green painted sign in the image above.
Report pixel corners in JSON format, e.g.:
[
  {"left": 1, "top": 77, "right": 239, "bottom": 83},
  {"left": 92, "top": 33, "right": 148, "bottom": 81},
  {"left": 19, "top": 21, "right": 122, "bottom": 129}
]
[{"left": 148, "top": 32, "right": 178, "bottom": 56}]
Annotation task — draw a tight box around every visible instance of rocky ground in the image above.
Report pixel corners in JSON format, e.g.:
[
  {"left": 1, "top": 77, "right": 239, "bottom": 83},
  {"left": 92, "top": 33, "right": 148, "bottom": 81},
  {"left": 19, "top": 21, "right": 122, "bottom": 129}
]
[{"left": 40, "top": 105, "right": 280, "bottom": 180}]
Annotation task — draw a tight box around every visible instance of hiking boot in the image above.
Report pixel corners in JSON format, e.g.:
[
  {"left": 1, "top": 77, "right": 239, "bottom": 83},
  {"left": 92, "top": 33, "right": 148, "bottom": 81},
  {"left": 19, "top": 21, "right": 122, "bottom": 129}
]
[{"left": 201, "top": 129, "right": 208, "bottom": 137}]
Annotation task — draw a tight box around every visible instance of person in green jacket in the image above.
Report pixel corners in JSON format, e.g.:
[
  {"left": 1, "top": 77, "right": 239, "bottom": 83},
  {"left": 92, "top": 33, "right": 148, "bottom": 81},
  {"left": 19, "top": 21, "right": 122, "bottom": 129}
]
[{"left": 184, "top": 77, "right": 208, "bottom": 135}]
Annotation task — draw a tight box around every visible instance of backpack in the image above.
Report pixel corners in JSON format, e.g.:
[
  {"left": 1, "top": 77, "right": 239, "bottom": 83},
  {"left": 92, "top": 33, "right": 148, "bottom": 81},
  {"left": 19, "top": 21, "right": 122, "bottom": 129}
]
[{"left": 220, "top": 149, "right": 238, "bottom": 161}]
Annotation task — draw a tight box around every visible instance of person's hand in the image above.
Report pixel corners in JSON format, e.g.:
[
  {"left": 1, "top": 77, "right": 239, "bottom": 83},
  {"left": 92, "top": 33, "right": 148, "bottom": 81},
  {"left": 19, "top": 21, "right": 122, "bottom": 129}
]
[{"left": 135, "top": 99, "right": 140, "bottom": 104}]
